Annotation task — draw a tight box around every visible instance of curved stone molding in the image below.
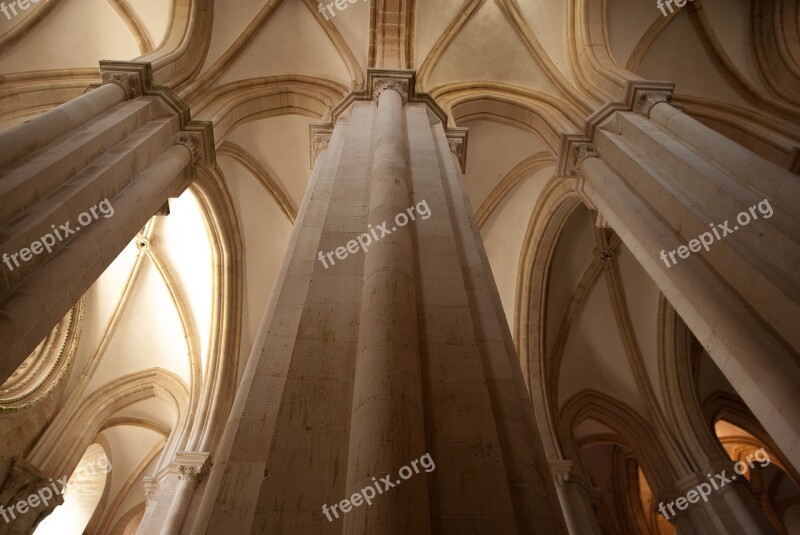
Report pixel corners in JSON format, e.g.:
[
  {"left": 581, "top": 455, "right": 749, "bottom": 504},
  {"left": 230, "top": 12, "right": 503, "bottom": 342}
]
[{"left": 0, "top": 297, "right": 85, "bottom": 410}]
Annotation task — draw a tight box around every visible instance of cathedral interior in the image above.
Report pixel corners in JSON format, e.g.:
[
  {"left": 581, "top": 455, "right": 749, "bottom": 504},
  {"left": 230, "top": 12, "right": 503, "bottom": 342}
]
[{"left": 0, "top": 0, "right": 799, "bottom": 533}]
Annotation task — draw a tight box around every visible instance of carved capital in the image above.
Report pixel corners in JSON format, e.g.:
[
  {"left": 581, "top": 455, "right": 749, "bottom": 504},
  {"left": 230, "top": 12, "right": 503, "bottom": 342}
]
[
  {"left": 309, "top": 124, "right": 333, "bottom": 168},
  {"left": 366, "top": 70, "right": 416, "bottom": 104},
  {"left": 550, "top": 460, "right": 573, "bottom": 488},
  {"left": 101, "top": 72, "right": 142, "bottom": 99},
  {"left": 173, "top": 132, "right": 203, "bottom": 165},
  {"left": 143, "top": 476, "right": 158, "bottom": 506},
  {"left": 172, "top": 452, "right": 210, "bottom": 484},
  {"left": 98, "top": 61, "right": 150, "bottom": 100},
  {"left": 173, "top": 122, "right": 215, "bottom": 167},
  {"left": 177, "top": 464, "right": 203, "bottom": 482},
  {"left": 448, "top": 138, "right": 463, "bottom": 157},
  {"left": 446, "top": 127, "right": 469, "bottom": 173},
  {"left": 373, "top": 78, "right": 410, "bottom": 103},
  {"left": 634, "top": 90, "right": 672, "bottom": 117},
  {"left": 568, "top": 143, "right": 599, "bottom": 177}
]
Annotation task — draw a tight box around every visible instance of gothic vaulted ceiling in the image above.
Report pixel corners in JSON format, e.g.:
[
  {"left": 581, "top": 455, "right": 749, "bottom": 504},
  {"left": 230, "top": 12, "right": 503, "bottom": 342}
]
[{"left": 1, "top": 0, "right": 797, "bottom": 531}]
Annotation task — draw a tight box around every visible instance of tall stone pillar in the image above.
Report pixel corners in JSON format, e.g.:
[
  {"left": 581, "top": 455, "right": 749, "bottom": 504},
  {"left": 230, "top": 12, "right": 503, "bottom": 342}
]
[
  {"left": 0, "top": 61, "right": 214, "bottom": 383},
  {"left": 559, "top": 82, "right": 800, "bottom": 473},
  {"left": 343, "top": 82, "right": 428, "bottom": 533},
  {"left": 192, "top": 70, "right": 566, "bottom": 534}
]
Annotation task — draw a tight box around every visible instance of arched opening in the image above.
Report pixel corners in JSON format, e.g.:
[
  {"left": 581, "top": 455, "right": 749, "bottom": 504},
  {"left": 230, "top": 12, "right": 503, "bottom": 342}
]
[{"left": 34, "top": 444, "right": 110, "bottom": 535}]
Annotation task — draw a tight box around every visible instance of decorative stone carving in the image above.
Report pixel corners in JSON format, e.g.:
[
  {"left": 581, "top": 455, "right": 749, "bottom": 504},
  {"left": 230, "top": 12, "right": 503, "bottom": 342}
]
[
  {"left": 595, "top": 247, "right": 615, "bottom": 263},
  {"left": 178, "top": 464, "right": 203, "bottom": 482},
  {"left": 97, "top": 61, "right": 150, "bottom": 100},
  {"left": 372, "top": 78, "right": 410, "bottom": 103},
  {"left": 446, "top": 127, "right": 469, "bottom": 173},
  {"left": 308, "top": 124, "right": 334, "bottom": 168},
  {"left": 100, "top": 72, "right": 141, "bottom": 99},
  {"left": 0, "top": 298, "right": 85, "bottom": 411},
  {"left": 143, "top": 477, "right": 158, "bottom": 506},
  {"left": 172, "top": 121, "right": 216, "bottom": 168},
  {"left": 172, "top": 452, "right": 210, "bottom": 484},
  {"left": 634, "top": 90, "right": 672, "bottom": 117},
  {"left": 568, "top": 143, "right": 599, "bottom": 177},
  {"left": 313, "top": 133, "right": 331, "bottom": 161},
  {"left": 135, "top": 237, "right": 151, "bottom": 252},
  {"left": 173, "top": 132, "right": 203, "bottom": 165}
]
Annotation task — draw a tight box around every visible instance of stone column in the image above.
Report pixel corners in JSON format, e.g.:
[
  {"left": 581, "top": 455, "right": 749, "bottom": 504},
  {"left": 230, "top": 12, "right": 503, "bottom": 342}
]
[
  {"left": 161, "top": 453, "right": 209, "bottom": 535},
  {"left": 558, "top": 84, "right": 800, "bottom": 471},
  {"left": 343, "top": 81, "right": 428, "bottom": 533},
  {"left": 192, "top": 70, "right": 566, "bottom": 534},
  {"left": 0, "top": 61, "right": 214, "bottom": 384},
  {"left": 0, "top": 82, "right": 125, "bottom": 170}
]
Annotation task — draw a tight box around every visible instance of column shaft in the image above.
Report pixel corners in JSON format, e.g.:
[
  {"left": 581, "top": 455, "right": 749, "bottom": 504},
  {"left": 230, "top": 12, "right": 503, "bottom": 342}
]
[
  {"left": 161, "top": 477, "right": 198, "bottom": 535},
  {"left": 0, "top": 83, "right": 125, "bottom": 170},
  {"left": 579, "top": 155, "right": 800, "bottom": 470},
  {"left": 0, "top": 144, "right": 192, "bottom": 382},
  {"left": 344, "top": 87, "right": 428, "bottom": 534}
]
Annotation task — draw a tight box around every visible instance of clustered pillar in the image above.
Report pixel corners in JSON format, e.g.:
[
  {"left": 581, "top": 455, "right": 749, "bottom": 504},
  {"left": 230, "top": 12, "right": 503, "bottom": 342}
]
[
  {"left": 194, "top": 70, "right": 566, "bottom": 534},
  {"left": 0, "top": 62, "right": 213, "bottom": 384}
]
